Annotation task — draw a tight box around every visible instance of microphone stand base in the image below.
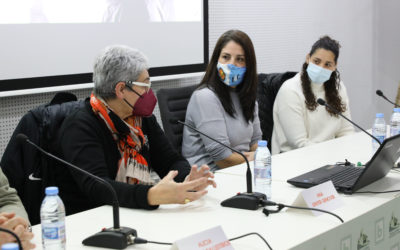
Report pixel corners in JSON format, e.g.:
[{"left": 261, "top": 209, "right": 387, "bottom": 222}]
[
  {"left": 82, "top": 226, "right": 137, "bottom": 249},
  {"left": 221, "top": 192, "right": 267, "bottom": 210}
]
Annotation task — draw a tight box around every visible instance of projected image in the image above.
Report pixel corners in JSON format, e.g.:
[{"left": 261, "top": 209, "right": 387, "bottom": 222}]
[
  {"left": 0, "top": 0, "right": 205, "bottom": 83},
  {"left": 145, "top": 0, "right": 202, "bottom": 22},
  {"left": 0, "top": 0, "right": 201, "bottom": 24}
]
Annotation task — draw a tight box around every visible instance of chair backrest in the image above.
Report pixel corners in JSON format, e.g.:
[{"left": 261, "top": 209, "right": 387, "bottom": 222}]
[
  {"left": 257, "top": 72, "right": 297, "bottom": 150},
  {"left": 156, "top": 85, "right": 197, "bottom": 154},
  {"left": 0, "top": 92, "right": 83, "bottom": 225}
]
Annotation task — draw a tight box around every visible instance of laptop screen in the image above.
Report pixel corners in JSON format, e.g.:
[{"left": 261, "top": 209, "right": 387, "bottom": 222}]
[{"left": 353, "top": 134, "right": 400, "bottom": 192}]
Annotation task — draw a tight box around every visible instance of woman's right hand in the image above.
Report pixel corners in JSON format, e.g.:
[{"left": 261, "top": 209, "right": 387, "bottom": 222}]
[{"left": 147, "top": 170, "right": 209, "bottom": 205}]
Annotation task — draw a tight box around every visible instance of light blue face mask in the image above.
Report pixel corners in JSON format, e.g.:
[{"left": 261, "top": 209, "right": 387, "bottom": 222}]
[
  {"left": 306, "top": 62, "right": 333, "bottom": 84},
  {"left": 217, "top": 62, "right": 246, "bottom": 87}
]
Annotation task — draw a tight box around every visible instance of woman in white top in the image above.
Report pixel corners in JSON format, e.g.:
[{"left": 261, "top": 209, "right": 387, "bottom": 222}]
[{"left": 272, "top": 36, "right": 354, "bottom": 154}]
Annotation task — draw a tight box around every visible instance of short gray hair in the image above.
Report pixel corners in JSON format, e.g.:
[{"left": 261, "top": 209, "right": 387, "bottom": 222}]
[{"left": 93, "top": 45, "right": 148, "bottom": 98}]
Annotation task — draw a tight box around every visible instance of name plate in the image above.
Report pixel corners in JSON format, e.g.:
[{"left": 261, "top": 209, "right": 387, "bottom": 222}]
[
  {"left": 292, "top": 180, "right": 343, "bottom": 216},
  {"left": 171, "top": 225, "right": 234, "bottom": 250}
]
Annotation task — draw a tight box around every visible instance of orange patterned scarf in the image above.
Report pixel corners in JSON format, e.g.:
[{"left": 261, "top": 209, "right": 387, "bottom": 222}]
[{"left": 90, "top": 93, "right": 154, "bottom": 185}]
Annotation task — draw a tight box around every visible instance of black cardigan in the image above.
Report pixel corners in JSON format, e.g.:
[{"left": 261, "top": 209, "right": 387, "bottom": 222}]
[{"left": 57, "top": 98, "right": 190, "bottom": 215}]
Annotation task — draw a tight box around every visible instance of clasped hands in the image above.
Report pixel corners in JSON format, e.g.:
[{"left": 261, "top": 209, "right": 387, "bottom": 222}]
[
  {"left": 0, "top": 212, "right": 35, "bottom": 249},
  {"left": 148, "top": 165, "right": 216, "bottom": 206}
]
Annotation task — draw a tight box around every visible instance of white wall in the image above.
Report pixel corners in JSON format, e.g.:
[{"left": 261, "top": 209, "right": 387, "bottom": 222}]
[
  {"left": 374, "top": 0, "right": 400, "bottom": 121},
  {"left": 210, "top": 0, "right": 376, "bottom": 129},
  {"left": 1, "top": 0, "right": 399, "bottom": 155}
]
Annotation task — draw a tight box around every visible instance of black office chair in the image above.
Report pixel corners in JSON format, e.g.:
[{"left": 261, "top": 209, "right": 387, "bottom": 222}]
[
  {"left": 156, "top": 85, "right": 197, "bottom": 154},
  {"left": 257, "top": 72, "right": 297, "bottom": 151}
]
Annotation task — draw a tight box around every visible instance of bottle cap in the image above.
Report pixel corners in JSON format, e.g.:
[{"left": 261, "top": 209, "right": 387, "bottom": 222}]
[
  {"left": 258, "top": 140, "right": 268, "bottom": 147},
  {"left": 45, "top": 186, "right": 59, "bottom": 195},
  {"left": 394, "top": 108, "right": 400, "bottom": 112},
  {"left": 1, "top": 243, "right": 19, "bottom": 250},
  {"left": 376, "top": 113, "right": 384, "bottom": 118}
]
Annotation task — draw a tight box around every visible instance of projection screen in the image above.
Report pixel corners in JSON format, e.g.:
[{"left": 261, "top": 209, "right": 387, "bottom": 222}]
[{"left": 0, "top": 0, "right": 208, "bottom": 94}]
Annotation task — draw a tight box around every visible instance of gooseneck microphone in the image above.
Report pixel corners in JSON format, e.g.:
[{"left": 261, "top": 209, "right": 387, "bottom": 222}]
[
  {"left": 316, "top": 98, "right": 381, "bottom": 145},
  {"left": 376, "top": 89, "right": 399, "bottom": 107},
  {"left": 177, "top": 120, "right": 267, "bottom": 210},
  {"left": 16, "top": 133, "right": 138, "bottom": 249}
]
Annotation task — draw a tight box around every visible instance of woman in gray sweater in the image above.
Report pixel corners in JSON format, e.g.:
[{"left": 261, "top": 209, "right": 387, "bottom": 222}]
[{"left": 182, "top": 30, "right": 262, "bottom": 172}]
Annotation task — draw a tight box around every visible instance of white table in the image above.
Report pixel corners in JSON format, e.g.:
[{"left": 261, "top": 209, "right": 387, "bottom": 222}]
[{"left": 32, "top": 131, "right": 400, "bottom": 249}]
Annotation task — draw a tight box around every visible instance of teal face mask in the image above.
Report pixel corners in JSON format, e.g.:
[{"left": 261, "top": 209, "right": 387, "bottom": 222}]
[{"left": 306, "top": 62, "right": 333, "bottom": 84}]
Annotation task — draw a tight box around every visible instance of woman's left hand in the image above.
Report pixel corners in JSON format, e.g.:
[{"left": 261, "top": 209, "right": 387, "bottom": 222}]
[
  {"left": 243, "top": 151, "right": 255, "bottom": 162},
  {"left": 184, "top": 165, "right": 217, "bottom": 191}
]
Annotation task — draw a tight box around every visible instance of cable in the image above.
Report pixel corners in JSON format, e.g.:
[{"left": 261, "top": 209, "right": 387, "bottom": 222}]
[
  {"left": 354, "top": 190, "right": 400, "bottom": 194},
  {"left": 229, "top": 232, "right": 272, "bottom": 250},
  {"left": 261, "top": 200, "right": 278, "bottom": 206},
  {"left": 0, "top": 227, "right": 23, "bottom": 250},
  {"left": 335, "top": 159, "right": 354, "bottom": 166},
  {"left": 145, "top": 240, "right": 172, "bottom": 245},
  {"left": 133, "top": 237, "right": 171, "bottom": 245},
  {"left": 134, "top": 232, "right": 273, "bottom": 249},
  {"left": 280, "top": 204, "right": 344, "bottom": 223},
  {"left": 261, "top": 200, "right": 344, "bottom": 223}
]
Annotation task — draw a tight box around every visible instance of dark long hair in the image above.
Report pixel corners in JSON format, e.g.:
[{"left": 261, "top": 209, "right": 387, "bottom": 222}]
[
  {"left": 300, "top": 36, "right": 346, "bottom": 116},
  {"left": 198, "top": 30, "right": 258, "bottom": 123}
]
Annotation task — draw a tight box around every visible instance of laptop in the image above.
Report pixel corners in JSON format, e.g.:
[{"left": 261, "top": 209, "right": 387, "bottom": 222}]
[{"left": 287, "top": 134, "right": 400, "bottom": 194}]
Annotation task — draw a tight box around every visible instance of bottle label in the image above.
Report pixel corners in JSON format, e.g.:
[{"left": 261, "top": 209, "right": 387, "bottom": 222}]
[
  {"left": 376, "top": 135, "right": 385, "bottom": 143},
  {"left": 391, "top": 127, "right": 400, "bottom": 137},
  {"left": 255, "top": 158, "right": 267, "bottom": 167},
  {"left": 254, "top": 157, "right": 271, "bottom": 179},
  {"left": 42, "top": 224, "right": 65, "bottom": 240},
  {"left": 254, "top": 167, "right": 267, "bottom": 179}
]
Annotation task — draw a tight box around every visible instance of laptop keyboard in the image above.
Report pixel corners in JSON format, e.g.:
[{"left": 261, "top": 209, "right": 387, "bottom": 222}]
[{"left": 320, "top": 166, "right": 364, "bottom": 187}]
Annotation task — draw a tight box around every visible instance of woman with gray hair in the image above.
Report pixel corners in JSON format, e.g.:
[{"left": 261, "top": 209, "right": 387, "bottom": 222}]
[{"left": 57, "top": 45, "right": 216, "bottom": 215}]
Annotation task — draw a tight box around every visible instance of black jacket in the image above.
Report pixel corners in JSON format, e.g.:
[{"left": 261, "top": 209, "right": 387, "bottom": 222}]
[
  {"left": 57, "top": 98, "right": 191, "bottom": 215},
  {"left": 0, "top": 93, "right": 83, "bottom": 225}
]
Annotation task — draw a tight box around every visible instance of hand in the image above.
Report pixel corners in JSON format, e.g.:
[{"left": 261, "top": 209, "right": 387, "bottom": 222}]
[
  {"left": 243, "top": 151, "right": 255, "bottom": 162},
  {"left": 0, "top": 212, "right": 15, "bottom": 224},
  {"left": 0, "top": 212, "right": 35, "bottom": 250},
  {"left": 148, "top": 170, "right": 209, "bottom": 205},
  {"left": 184, "top": 165, "right": 216, "bottom": 191}
]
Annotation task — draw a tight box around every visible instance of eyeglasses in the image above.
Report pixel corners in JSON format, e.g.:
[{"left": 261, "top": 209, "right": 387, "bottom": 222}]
[
  {"left": 122, "top": 81, "right": 151, "bottom": 98},
  {"left": 126, "top": 81, "right": 152, "bottom": 93}
]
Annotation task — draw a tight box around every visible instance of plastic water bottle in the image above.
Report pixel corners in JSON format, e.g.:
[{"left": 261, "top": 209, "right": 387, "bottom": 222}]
[
  {"left": 41, "top": 186, "right": 66, "bottom": 250},
  {"left": 253, "top": 140, "right": 271, "bottom": 199},
  {"left": 372, "top": 113, "right": 386, "bottom": 152},
  {"left": 1, "top": 243, "right": 19, "bottom": 250},
  {"left": 390, "top": 108, "right": 400, "bottom": 137}
]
